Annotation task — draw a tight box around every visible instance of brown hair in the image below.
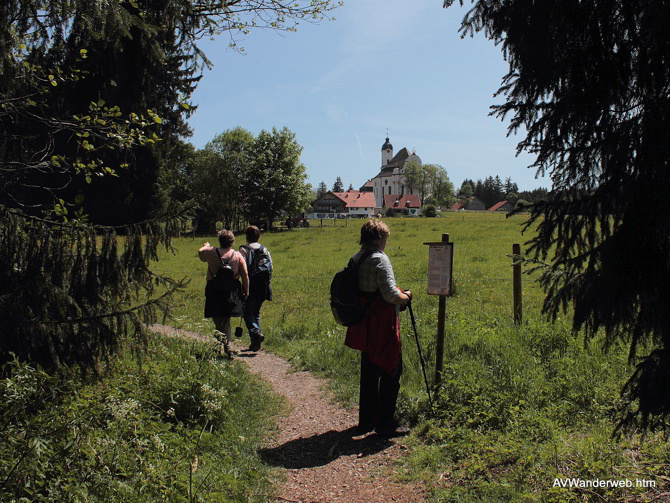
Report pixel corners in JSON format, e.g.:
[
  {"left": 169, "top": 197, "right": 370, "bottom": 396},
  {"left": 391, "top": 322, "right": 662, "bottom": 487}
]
[
  {"left": 244, "top": 225, "right": 260, "bottom": 243},
  {"left": 359, "top": 219, "right": 390, "bottom": 246},
  {"left": 217, "top": 229, "right": 235, "bottom": 248}
]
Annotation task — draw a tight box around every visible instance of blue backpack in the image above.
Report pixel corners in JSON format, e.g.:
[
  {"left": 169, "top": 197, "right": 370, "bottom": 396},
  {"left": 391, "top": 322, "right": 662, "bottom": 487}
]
[{"left": 241, "top": 244, "right": 273, "bottom": 299}]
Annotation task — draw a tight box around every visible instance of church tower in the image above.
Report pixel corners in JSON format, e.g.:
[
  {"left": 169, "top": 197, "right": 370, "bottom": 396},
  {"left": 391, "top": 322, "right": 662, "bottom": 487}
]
[{"left": 381, "top": 135, "right": 393, "bottom": 166}]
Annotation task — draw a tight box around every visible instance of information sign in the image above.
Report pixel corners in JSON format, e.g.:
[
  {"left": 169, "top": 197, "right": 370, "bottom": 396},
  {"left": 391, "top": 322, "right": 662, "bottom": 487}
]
[{"left": 426, "top": 243, "right": 453, "bottom": 296}]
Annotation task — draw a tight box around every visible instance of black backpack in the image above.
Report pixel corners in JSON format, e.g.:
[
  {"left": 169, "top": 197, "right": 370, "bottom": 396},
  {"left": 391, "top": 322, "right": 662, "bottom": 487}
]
[
  {"left": 330, "top": 249, "right": 376, "bottom": 326},
  {"left": 208, "top": 249, "right": 236, "bottom": 292},
  {"left": 241, "top": 244, "right": 273, "bottom": 297}
]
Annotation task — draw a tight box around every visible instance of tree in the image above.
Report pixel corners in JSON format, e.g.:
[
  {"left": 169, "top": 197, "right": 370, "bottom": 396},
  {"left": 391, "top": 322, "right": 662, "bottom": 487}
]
[
  {"left": 1, "top": 0, "right": 342, "bottom": 223},
  {"left": 427, "top": 164, "right": 455, "bottom": 207},
  {"left": 316, "top": 181, "right": 328, "bottom": 199},
  {"left": 348, "top": 183, "right": 354, "bottom": 191},
  {"left": 403, "top": 160, "right": 421, "bottom": 196},
  {"left": 0, "top": 0, "right": 342, "bottom": 373},
  {"left": 404, "top": 161, "right": 431, "bottom": 204},
  {"left": 196, "top": 127, "right": 254, "bottom": 231},
  {"left": 0, "top": 63, "right": 190, "bottom": 372},
  {"left": 503, "top": 177, "right": 519, "bottom": 197},
  {"left": 444, "top": 0, "right": 670, "bottom": 432},
  {"left": 332, "top": 176, "right": 344, "bottom": 192},
  {"left": 458, "top": 179, "right": 475, "bottom": 199},
  {"left": 244, "top": 127, "right": 309, "bottom": 230}
]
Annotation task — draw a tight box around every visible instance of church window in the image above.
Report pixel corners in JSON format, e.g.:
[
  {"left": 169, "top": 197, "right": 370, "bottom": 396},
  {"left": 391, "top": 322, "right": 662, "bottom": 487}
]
[{"left": 384, "top": 179, "right": 388, "bottom": 186}]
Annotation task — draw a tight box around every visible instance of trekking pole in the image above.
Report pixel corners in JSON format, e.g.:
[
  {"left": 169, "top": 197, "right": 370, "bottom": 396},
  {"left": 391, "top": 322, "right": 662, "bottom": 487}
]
[{"left": 407, "top": 300, "right": 434, "bottom": 410}]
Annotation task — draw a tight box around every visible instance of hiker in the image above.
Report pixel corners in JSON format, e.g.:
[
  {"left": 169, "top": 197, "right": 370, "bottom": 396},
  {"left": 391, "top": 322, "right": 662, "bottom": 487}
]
[
  {"left": 345, "top": 219, "right": 412, "bottom": 437},
  {"left": 199, "top": 229, "right": 249, "bottom": 357},
  {"left": 239, "top": 225, "right": 273, "bottom": 352}
]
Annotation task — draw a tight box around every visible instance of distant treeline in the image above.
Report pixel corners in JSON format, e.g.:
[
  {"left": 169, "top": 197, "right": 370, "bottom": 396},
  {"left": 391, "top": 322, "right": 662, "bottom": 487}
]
[{"left": 458, "top": 177, "right": 548, "bottom": 210}]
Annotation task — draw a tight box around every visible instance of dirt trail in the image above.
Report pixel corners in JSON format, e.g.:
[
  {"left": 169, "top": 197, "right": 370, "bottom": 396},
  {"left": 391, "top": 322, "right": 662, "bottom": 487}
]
[{"left": 152, "top": 325, "right": 426, "bottom": 503}]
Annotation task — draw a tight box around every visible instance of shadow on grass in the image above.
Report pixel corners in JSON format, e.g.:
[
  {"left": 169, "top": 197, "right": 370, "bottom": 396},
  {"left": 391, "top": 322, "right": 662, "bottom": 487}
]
[{"left": 259, "top": 426, "right": 395, "bottom": 469}]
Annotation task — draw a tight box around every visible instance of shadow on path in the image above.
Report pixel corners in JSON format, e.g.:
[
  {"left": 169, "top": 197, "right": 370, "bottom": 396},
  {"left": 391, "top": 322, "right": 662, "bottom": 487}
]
[{"left": 259, "top": 427, "right": 394, "bottom": 469}]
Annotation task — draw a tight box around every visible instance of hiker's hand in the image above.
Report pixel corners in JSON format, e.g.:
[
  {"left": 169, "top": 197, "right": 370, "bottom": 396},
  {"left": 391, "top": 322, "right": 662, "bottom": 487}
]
[
  {"left": 203, "top": 241, "right": 210, "bottom": 247},
  {"left": 404, "top": 290, "right": 412, "bottom": 302}
]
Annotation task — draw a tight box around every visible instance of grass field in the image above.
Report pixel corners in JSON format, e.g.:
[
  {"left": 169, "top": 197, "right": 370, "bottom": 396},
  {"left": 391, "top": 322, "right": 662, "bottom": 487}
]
[{"left": 154, "top": 213, "right": 669, "bottom": 502}]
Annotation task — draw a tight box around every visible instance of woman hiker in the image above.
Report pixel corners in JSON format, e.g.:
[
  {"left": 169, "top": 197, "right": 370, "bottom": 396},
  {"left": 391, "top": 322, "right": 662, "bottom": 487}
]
[{"left": 199, "top": 229, "right": 249, "bottom": 357}]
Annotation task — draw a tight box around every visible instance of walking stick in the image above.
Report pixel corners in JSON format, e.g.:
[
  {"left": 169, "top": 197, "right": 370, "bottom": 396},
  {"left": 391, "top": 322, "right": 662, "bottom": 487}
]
[{"left": 407, "top": 301, "right": 434, "bottom": 410}]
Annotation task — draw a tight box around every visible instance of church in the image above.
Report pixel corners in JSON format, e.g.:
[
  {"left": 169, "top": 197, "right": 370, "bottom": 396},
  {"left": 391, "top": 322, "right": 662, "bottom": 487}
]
[{"left": 361, "top": 136, "right": 422, "bottom": 213}]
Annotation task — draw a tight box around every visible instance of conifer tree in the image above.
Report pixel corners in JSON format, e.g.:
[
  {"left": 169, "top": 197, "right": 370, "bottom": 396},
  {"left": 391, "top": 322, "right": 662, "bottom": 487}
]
[
  {"left": 445, "top": 0, "right": 670, "bottom": 432},
  {"left": 0, "top": 0, "right": 341, "bottom": 372},
  {"left": 332, "top": 176, "right": 344, "bottom": 192}
]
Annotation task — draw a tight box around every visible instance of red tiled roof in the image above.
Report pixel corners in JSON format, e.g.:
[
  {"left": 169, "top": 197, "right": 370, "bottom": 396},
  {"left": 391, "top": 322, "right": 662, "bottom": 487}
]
[
  {"left": 488, "top": 201, "right": 510, "bottom": 212},
  {"left": 383, "top": 194, "right": 420, "bottom": 208},
  {"left": 333, "top": 191, "right": 376, "bottom": 208},
  {"left": 451, "top": 201, "right": 466, "bottom": 210}
]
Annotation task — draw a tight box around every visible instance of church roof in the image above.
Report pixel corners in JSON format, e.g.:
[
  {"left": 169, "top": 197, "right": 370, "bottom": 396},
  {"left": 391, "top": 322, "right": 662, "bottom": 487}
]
[
  {"left": 373, "top": 148, "right": 411, "bottom": 179},
  {"left": 381, "top": 136, "right": 393, "bottom": 151}
]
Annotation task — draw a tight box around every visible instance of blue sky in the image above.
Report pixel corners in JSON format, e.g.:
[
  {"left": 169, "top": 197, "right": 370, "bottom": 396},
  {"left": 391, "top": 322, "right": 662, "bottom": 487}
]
[{"left": 186, "top": 1, "right": 550, "bottom": 193}]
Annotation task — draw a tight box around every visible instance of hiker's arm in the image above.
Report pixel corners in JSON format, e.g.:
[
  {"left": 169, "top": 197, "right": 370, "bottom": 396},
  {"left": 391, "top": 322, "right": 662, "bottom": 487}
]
[
  {"left": 198, "top": 243, "right": 213, "bottom": 261},
  {"left": 239, "top": 255, "right": 250, "bottom": 297},
  {"left": 374, "top": 256, "right": 408, "bottom": 305},
  {"left": 391, "top": 289, "right": 411, "bottom": 306}
]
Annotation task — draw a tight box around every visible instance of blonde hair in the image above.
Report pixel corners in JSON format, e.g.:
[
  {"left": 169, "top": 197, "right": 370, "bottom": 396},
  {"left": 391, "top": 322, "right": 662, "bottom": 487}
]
[
  {"left": 217, "top": 229, "right": 235, "bottom": 248},
  {"left": 359, "top": 219, "right": 390, "bottom": 245}
]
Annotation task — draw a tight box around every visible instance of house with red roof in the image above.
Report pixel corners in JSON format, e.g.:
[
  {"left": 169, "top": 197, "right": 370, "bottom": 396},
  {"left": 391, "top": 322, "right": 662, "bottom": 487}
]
[
  {"left": 488, "top": 201, "right": 514, "bottom": 212},
  {"left": 310, "top": 190, "right": 377, "bottom": 219},
  {"left": 383, "top": 194, "right": 421, "bottom": 216}
]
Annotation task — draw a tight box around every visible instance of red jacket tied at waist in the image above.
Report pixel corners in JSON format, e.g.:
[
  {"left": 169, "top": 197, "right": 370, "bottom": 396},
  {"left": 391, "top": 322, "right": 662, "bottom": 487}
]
[{"left": 345, "top": 295, "right": 401, "bottom": 376}]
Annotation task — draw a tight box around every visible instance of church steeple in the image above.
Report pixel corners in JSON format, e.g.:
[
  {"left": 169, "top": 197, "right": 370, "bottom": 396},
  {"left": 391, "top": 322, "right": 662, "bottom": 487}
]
[{"left": 381, "top": 134, "right": 393, "bottom": 166}]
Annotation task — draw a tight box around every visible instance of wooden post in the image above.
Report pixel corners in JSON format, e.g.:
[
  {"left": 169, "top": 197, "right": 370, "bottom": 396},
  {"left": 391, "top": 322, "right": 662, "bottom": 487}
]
[
  {"left": 513, "top": 243, "right": 522, "bottom": 325},
  {"left": 435, "top": 233, "right": 449, "bottom": 385}
]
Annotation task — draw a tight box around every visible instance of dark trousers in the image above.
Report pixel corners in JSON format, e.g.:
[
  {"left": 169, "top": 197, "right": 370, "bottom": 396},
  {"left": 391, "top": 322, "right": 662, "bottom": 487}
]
[{"left": 359, "top": 352, "right": 403, "bottom": 430}]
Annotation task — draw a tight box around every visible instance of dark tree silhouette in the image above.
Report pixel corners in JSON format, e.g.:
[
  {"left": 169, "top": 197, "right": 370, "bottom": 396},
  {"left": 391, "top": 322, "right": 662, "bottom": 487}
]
[{"left": 445, "top": 0, "right": 670, "bottom": 432}]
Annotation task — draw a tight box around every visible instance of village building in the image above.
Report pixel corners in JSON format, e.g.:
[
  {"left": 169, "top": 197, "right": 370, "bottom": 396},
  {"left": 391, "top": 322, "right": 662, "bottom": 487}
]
[
  {"left": 309, "top": 190, "right": 377, "bottom": 219},
  {"left": 451, "top": 197, "right": 486, "bottom": 211},
  {"left": 488, "top": 201, "right": 514, "bottom": 212},
  {"left": 312, "top": 135, "right": 424, "bottom": 218},
  {"left": 363, "top": 136, "right": 423, "bottom": 210},
  {"left": 383, "top": 194, "right": 421, "bottom": 216}
]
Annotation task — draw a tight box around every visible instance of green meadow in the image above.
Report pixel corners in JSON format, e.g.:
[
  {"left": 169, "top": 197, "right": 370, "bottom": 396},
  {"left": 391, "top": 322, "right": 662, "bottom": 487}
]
[{"left": 153, "top": 213, "right": 669, "bottom": 502}]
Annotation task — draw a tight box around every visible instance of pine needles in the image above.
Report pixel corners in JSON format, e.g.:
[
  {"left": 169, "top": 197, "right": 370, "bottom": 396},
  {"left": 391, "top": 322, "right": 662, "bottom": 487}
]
[{"left": 0, "top": 204, "right": 191, "bottom": 374}]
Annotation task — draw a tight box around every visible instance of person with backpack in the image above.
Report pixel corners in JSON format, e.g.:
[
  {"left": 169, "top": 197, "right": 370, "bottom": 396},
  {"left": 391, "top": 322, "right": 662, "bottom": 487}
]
[
  {"left": 344, "top": 219, "right": 412, "bottom": 437},
  {"left": 199, "top": 229, "right": 249, "bottom": 358},
  {"left": 239, "top": 225, "right": 273, "bottom": 352}
]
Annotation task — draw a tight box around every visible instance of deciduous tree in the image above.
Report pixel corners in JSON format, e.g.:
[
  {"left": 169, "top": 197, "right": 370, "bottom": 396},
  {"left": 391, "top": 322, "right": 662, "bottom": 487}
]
[{"left": 244, "top": 127, "right": 309, "bottom": 230}]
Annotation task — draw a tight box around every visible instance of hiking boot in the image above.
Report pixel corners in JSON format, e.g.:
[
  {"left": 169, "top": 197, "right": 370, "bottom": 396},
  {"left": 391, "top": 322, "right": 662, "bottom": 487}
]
[
  {"left": 248, "top": 332, "right": 261, "bottom": 352},
  {"left": 375, "top": 423, "right": 410, "bottom": 438}
]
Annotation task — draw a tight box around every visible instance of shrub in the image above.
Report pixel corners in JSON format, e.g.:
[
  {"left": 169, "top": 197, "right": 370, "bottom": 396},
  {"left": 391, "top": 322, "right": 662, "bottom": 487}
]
[
  {"left": 0, "top": 335, "right": 280, "bottom": 502},
  {"left": 422, "top": 205, "right": 437, "bottom": 217}
]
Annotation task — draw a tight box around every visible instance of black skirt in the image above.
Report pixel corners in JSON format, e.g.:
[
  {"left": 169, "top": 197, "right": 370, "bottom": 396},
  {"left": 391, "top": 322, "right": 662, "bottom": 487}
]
[{"left": 204, "top": 279, "right": 244, "bottom": 318}]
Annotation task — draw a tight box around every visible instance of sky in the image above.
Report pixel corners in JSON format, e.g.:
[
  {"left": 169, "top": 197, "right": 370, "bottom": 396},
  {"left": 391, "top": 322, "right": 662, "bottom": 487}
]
[{"left": 186, "top": 1, "right": 550, "bottom": 193}]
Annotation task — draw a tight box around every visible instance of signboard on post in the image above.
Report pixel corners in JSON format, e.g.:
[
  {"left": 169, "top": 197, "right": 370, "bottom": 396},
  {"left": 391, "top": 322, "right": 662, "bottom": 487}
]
[
  {"left": 423, "top": 236, "right": 454, "bottom": 385},
  {"left": 426, "top": 242, "right": 453, "bottom": 296}
]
